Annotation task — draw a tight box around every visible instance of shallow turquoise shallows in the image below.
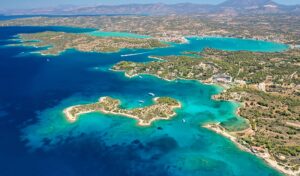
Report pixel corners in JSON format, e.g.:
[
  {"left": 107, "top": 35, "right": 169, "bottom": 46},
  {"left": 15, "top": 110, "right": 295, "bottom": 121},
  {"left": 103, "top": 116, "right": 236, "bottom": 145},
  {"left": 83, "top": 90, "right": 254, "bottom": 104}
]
[{"left": 0, "top": 26, "right": 287, "bottom": 176}]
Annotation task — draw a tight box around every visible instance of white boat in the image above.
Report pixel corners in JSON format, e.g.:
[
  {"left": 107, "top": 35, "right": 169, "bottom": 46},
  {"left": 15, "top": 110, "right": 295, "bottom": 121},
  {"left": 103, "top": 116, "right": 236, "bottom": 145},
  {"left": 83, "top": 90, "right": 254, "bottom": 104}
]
[
  {"left": 148, "top": 92, "right": 155, "bottom": 96},
  {"left": 139, "top": 100, "right": 145, "bottom": 103},
  {"left": 182, "top": 119, "right": 186, "bottom": 123}
]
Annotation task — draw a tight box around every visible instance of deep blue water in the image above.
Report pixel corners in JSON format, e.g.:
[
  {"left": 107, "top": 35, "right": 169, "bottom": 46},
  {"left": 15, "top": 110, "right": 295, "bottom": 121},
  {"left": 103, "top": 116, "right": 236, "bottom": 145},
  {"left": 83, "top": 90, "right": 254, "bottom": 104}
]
[{"left": 0, "top": 26, "right": 287, "bottom": 176}]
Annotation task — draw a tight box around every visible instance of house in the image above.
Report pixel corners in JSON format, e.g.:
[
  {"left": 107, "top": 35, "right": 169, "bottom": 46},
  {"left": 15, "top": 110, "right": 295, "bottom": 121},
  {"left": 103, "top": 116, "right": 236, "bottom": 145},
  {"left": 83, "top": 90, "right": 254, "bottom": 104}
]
[{"left": 213, "top": 74, "right": 232, "bottom": 83}]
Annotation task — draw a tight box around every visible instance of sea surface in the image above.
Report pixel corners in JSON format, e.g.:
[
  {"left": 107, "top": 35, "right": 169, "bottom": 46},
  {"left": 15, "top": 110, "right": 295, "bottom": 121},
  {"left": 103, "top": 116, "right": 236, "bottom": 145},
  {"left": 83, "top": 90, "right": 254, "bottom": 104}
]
[{"left": 0, "top": 25, "right": 288, "bottom": 176}]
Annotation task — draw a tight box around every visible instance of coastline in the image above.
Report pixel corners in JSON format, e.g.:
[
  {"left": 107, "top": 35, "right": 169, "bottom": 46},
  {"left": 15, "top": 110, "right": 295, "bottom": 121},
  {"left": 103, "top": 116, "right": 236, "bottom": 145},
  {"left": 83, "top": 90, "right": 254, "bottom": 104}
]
[
  {"left": 113, "top": 66, "right": 228, "bottom": 89},
  {"left": 0, "top": 24, "right": 298, "bottom": 176},
  {"left": 64, "top": 97, "right": 182, "bottom": 126},
  {"left": 12, "top": 27, "right": 293, "bottom": 174},
  {"left": 8, "top": 32, "right": 290, "bottom": 58},
  {"left": 204, "top": 123, "right": 300, "bottom": 176},
  {"left": 1, "top": 22, "right": 293, "bottom": 45},
  {"left": 12, "top": 42, "right": 171, "bottom": 57},
  {"left": 112, "top": 67, "right": 300, "bottom": 176},
  {"left": 11, "top": 32, "right": 171, "bottom": 56},
  {"left": 185, "top": 34, "right": 292, "bottom": 49}
]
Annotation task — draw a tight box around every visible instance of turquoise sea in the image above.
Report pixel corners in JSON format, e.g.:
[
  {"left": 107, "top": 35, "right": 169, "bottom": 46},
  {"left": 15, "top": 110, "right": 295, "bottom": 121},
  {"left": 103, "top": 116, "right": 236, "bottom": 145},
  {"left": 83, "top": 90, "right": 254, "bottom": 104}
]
[{"left": 0, "top": 25, "right": 288, "bottom": 176}]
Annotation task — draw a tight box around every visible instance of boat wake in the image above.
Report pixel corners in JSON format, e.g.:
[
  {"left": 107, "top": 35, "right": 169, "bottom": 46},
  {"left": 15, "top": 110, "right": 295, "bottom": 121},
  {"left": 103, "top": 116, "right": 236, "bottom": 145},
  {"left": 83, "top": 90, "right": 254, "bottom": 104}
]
[{"left": 121, "top": 52, "right": 150, "bottom": 57}]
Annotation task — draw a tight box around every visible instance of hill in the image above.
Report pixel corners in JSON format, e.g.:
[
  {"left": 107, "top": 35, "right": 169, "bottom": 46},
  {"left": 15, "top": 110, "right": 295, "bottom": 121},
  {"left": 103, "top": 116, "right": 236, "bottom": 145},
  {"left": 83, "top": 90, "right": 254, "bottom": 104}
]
[{"left": 1, "top": 1, "right": 299, "bottom": 15}]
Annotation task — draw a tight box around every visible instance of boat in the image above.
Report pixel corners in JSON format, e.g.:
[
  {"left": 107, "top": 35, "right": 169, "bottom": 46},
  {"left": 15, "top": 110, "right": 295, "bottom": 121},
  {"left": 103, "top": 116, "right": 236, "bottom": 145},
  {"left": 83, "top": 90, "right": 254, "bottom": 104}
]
[
  {"left": 148, "top": 92, "right": 155, "bottom": 96},
  {"left": 46, "top": 59, "right": 50, "bottom": 62},
  {"left": 139, "top": 100, "right": 145, "bottom": 103},
  {"left": 182, "top": 119, "right": 186, "bottom": 123}
]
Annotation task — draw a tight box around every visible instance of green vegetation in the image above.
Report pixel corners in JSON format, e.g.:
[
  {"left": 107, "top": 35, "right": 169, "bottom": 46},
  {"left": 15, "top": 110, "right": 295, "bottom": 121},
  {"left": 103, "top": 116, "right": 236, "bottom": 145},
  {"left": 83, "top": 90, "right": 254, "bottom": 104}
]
[
  {"left": 1, "top": 15, "right": 300, "bottom": 44},
  {"left": 65, "top": 96, "right": 181, "bottom": 126},
  {"left": 113, "top": 48, "right": 300, "bottom": 171},
  {"left": 16, "top": 31, "right": 168, "bottom": 55},
  {"left": 113, "top": 55, "right": 219, "bottom": 81},
  {"left": 3, "top": 14, "right": 299, "bottom": 172},
  {"left": 115, "top": 49, "right": 300, "bottom": 96},
  {"left": 156, "top": 97, "right": 180, "bottom": 106},
  {"left": 201, "top": 49, "right": 300, "bottom": 86},
  {"left": 216, "top": 87, "right": 300, "bottom": 170}
]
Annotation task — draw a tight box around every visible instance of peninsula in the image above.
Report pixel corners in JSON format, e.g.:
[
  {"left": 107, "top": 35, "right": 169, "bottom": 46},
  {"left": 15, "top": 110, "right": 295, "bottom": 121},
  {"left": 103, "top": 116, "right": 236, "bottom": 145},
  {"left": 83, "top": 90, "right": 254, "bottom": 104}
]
[
  {"left": 1, "top": 1, "right": 300, "bottom": 176},
  {"left": 112, "top": 49, "right": 300, "bottom": 175},
  {"left": 1, "top": 15, "right": 300, "bottom": 44},
  {"left": 112, "top": 55, "right": 220, "bottom": 82},
  {"left": 15, "top": 31, "right": 168, "bottom": 55},
  {"left": 64, "top": 96, "right": 181, "bottom": 126}
]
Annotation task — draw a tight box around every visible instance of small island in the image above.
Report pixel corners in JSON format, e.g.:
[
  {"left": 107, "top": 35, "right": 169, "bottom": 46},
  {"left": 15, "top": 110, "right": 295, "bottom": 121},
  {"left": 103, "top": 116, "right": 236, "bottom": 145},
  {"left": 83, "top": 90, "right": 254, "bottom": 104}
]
[
  {"left": 64, "top": 96, "right": 181, "bottom": 126},
  {"left": 15, "top": 31, "right": 168, "bottom": 55},
  {"left": 112, "top": 48, "right": 300, "bottom": 175}
]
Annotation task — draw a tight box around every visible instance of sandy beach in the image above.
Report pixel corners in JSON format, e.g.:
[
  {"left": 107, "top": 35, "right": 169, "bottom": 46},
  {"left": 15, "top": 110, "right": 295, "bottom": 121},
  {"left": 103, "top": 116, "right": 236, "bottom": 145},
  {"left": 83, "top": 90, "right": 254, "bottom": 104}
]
[
  {"left": 204, "top": 123, "right": 300, "bottom": 176},
  {"left": 64, "top": 96, "right": 181, "bottom": 126}
]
